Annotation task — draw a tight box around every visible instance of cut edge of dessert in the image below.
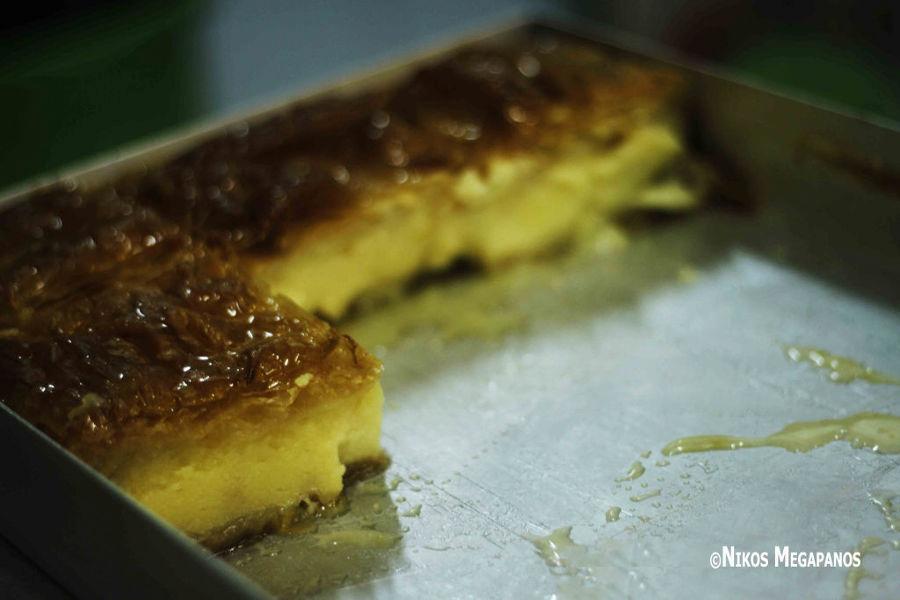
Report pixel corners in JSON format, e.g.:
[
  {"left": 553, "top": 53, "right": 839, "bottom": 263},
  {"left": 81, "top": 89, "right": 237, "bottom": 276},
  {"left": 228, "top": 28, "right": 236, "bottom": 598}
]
[
  {"left": 115, "top": 380, "right": 385, "bottom": 549},
  {"left": 252, "top": 119, "right": 707, "bottom": 319}
]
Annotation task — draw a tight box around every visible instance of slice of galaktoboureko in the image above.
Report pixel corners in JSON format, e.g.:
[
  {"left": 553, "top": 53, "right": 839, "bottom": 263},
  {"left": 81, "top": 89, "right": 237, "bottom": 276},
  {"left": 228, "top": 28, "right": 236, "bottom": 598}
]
[
  {"left": 0, "top": 31, "right": 708, "bottom": 548},
  {"left": 0, "top": 242, "right": 384, "bottom": 548}
]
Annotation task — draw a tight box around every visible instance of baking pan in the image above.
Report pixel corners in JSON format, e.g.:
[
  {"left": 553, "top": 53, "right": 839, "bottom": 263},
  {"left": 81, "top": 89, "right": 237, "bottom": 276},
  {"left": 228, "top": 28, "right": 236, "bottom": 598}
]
[{"left": 2, "top": 17, "right": 899, "bottom": 599}]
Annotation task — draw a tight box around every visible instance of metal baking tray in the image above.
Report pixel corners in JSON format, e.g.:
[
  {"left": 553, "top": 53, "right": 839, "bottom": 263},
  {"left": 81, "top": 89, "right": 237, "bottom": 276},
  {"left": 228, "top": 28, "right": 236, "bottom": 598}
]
[{"left": 2, "top": 17, "right": 899, "bottom": 599}]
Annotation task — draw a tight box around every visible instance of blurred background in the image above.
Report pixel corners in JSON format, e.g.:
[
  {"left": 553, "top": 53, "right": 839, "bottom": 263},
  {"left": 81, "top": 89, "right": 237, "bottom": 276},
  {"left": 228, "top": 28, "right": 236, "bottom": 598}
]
[{"left": 1, "top": 0, "right": 898, "bottom": 192}]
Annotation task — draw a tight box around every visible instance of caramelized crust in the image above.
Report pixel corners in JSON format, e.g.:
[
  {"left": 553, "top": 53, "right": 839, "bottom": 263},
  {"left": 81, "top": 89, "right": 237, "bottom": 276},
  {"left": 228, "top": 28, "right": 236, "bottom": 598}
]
[
  {"left": 0, "top": 245, "right": 379, "bottom": 463},
  {"left": 0, "top": 184, "right": 182, "bottom": 317},
  {"left": 138, "top": 37, "right": 681, "bottom": 253},
  {"left": 0, "top": 33, "right": 680, "bottom": 463}
]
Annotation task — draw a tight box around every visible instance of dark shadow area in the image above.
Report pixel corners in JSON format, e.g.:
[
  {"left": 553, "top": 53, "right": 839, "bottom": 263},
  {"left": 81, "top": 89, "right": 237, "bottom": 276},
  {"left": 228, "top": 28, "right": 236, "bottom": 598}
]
[
  {"left": 564, "top": 0, "right": 900, "bottom": 122},
  {"left": 0, "top": 534, "right": 72, "bottom": 600},
  {"left": 0, "top": 2, "right": 208, "bottom": 190}
]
